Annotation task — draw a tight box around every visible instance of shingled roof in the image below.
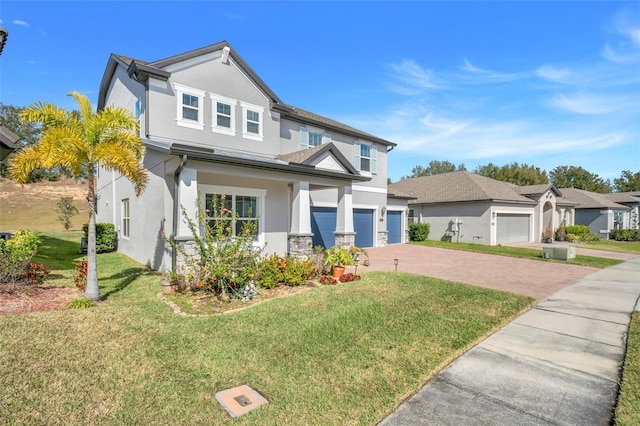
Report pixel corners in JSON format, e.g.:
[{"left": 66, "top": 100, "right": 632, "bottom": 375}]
[
  {"left": 602, "top": 192, "right": 640, "bottom": 204},
  {"left": 559, "top": 188, "right": 629, "bottom": 209},
  {"left": 388, "top": 171, "right": 535, "bottom": 205}
]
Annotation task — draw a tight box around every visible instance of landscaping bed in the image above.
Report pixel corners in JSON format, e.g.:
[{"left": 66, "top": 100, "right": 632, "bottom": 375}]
[{"left": 0, "top": 283, "right": 77, "bottom": 315}]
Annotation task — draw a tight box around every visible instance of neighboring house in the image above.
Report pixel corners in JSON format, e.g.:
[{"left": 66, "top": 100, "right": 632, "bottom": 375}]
[
  {"left": 96, "top": 41, "right": 405, "bottom": 272},
  {"left": 0, "top": 126, "right": 19, "bottom": 161},
  {"left": 558, "top": 188, "right": 631, "bottom": 239},
  {"left": 388, "top": 171, "right": 574, "bottom": 245},
  {"left": 603, "top": 192, "right": 639, "bottom": 229}
]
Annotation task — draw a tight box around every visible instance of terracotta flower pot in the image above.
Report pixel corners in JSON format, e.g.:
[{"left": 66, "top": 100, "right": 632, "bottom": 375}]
[{"left": 332, "top": 266, "right": 345, "bottom": 279}]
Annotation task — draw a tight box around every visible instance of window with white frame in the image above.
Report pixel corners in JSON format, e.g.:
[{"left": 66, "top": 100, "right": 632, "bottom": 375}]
[
  {"left": 240, "top": 102, "right": 264, "bottom": 141},
  {"left": 211, "top": 94, "right": 236, "bottom": 136},
  {"left": 174, "top": 83, "right": 205, "bottom": 130},
  {"left": 122, "top": 198, "right": 130, "bottom": 238},
  {"left": 408, "top": 209, "right": 415, "bottom": 225},
  {"left": 134, "top": 99, "right": 141, "bottom": 121},
  {"left": 354, "top": 141, "right": 377, "bottom": 173},
  {"left": 202, "top": 188, "right": 264, "bottom": 242},
  {"left": 299, "top": 126, "right": 331, "bottom": 149}
]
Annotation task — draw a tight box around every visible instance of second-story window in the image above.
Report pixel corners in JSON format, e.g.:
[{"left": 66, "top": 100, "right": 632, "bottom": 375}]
[
  {"left": 211, "top": 94, "right": 237, "bottom": 136},
  {"left": 174, "top": 83, "right": 205, "bottom": 130},
  {"left": 241, "top": 102, "right": 264, "bottom": 141},
  {"left": 354, "top": 141, "right": 377, "bottom": 174},
  {"left": 299, "top": 126, "right": 331, "bottom": 149}
]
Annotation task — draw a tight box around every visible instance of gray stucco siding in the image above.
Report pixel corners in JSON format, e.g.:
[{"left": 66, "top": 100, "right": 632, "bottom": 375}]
[{"left": 414, "top": 202, "right": 492, "bottom": 244}]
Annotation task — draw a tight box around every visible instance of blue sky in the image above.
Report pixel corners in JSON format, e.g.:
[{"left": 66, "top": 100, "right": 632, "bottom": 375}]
[{"left": 0, "top": 1, "right": 638, "bottom": 183}]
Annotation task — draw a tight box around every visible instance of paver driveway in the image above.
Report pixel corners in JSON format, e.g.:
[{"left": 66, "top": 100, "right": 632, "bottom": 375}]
[{"left": 353, "top": 244, "right": 602, "bottom": 300}]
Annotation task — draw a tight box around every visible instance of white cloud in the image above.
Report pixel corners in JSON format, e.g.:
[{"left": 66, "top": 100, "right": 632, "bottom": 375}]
[
  {"left": 459, "top": 59, "right": 526, "bottom": 83},
  {"left": 601, "top": 43, "right": 640, "bottom": 64},
  {"left": 536, "top": 65, "right": 571, "bottom": 82},
  {"left": 388, "top": 59, "right": 440, "bottom": 93},
  {"left": 601, "top": 8, "right": 640, "bottom": 64},
  {"left": 550, "top": 92, "right": 637, "bottom": 115},
  {"left": 13, "top": 20, "right": 29, "bottom": 27}
]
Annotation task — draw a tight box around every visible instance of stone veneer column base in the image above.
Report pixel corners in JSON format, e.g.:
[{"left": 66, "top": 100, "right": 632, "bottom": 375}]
[
  {"left": 334, "top": 232, "right": 356, "bottom": 249},
  {"left": 377, "top": 231, "right": 388, "bottom": 247},
  {"left": 174, "top": 237, "right": 199, "bottom": 273},
  {"left": 288, "top": 233, "right": 314, "bottom": 258}
]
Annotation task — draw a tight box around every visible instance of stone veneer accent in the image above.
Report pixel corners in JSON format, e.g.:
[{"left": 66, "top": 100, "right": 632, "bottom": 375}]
[
  {"left": 288, "top": 233, "right": 314, "bottom": 258},
  {"left": 377, "top": 230, "right": 388, "bottom": 247},
  {"left": 334, "top": 232, "right": 356, "bottom": 249},
  {"left": 175, "top": 237, "right": 199, "bottom": 272}
]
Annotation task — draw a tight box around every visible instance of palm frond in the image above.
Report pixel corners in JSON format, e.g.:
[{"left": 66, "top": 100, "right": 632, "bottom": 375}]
[
  {"left": 8, "top": 146, "right": 45, "bottom": 183},
  {"left": 20, "top": 102, "right": 76, "bottom": 129},
  {"left": 68, "top": 91, "right": 94, "bottom": 124},
  {"left": 95, "top": 141, "right": 149, "bottom": 197},
  {"left": 39, "top": 128, "right": 89, "bottom": 174}
]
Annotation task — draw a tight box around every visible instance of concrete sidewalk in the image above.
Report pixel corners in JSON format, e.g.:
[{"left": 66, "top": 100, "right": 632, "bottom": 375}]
[{"left": 379, "top": 258, "right": 640, "bottom": 426}]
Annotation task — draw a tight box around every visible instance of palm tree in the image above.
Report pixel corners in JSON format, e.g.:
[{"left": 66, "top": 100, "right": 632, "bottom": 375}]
[{"left": 9, "top": 92, "right": 148, "bottom": 300}]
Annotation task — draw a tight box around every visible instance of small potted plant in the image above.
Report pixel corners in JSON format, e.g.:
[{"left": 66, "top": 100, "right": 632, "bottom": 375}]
[
  {"left": 556, "top": 222, "right": 566, "bottom": 242},
  {"left": 324, "top": 246, "right": 354, "bottom": 278},
  {"left": 543, "top": 221, "right": 553, "bottom": 243}
]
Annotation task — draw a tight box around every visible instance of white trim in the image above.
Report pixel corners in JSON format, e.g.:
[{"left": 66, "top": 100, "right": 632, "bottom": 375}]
[
  {"left": 198, "top": 184, "right": 267, "bottom": 246},
  {"left": 174, "top": 83, "right": 206, "bottom": 130},
  {"left": 240, "top": 101, "right": 264, "bottom": 141},
  {"left": 353, "top": 185, "right": 387, "bottom": 194},
  {"left": 310, "top": 201, "right": 337, "bottom": 208},
  {"left": 121, "top": 198, "right": 130, "bottom": 240},
  {"left": 210, "top": 93, "right": 237, "bottom": 136}
]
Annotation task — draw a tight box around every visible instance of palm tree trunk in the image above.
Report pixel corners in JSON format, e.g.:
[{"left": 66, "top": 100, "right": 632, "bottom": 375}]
[{"left": 85, "top": 167, "right": 100, "bottom": 301}]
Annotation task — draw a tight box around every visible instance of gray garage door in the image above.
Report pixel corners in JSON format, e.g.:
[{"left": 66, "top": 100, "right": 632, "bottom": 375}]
[
  {"left": 387, "top": 211, "right": 402, "bottom": 244},
  {"left": 496, "top": 214, "right": 530, "bottom": 244},
  {"left": 353, "top": 209, "right": 374, "bottom": 247}
]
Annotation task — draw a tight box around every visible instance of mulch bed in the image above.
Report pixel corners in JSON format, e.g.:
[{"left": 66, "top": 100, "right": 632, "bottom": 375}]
[{"left": 0, "top": 283, "right": 79, "bottom": 315}]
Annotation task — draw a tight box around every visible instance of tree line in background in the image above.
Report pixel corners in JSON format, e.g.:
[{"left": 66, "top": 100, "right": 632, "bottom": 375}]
[
  {"left": 397, "top": 160, "right": 640, "bottom": 193},
  {"left": 2, "top": 102, "right": 639, "bottom": 192}
]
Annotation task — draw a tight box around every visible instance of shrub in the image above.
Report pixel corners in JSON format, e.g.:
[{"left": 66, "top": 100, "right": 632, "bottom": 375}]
[
  {"left": 74, "top": 259, "right": 88, "bottom": 290},
  {"left": 610, "top": 229, "right": 640, "bottom": 241},
  {"left": 257, "top": 254, "right": 316, "bottom": 288},
  {"left": 409, "top": 222, "right": 430, "bottom": 241},
  {"left": 66, "top": 298, "right": 96, "bottom": 310},
  {"left": 0, "top": 229, "right": 42, "bottom": 283},
  {"left": 83, "top": 223, "right": 117, "bottom": 253},
  {"left": 565, "top": 225, "right": 598, "bottom": 242},
  {"left": 166, "top": 196, "right": 262, "bottom": 298},
  {"left": 23, "top": 263, "right": 50, "bottom": 285},
  {"left": 55, "top": 196, "right": 79, "bottom": 230},
  {"left": 324, "top": 246, "right": 354, "bottom": 267},
  {"left": 565, "top": 233, "right": 580, "bottom": 243}
]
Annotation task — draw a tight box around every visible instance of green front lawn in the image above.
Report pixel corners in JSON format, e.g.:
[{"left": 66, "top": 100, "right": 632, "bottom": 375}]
[
  {"left": 582, "top": 240, "right": 640, "bottom": 255},
  {"left": 411, "top": 240, "right": 622, "bottom": 268},
  {"left": 0, "top": 233, "right": 535, "bottom": 425},
  {"left": 616, "top": 312, "right": 640, "bottom": 425}
]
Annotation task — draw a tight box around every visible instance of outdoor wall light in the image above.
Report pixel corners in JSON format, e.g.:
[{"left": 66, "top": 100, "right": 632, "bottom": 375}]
[
  {"left": 394, "top": 258, "right": 399, "bottom": 271},
  {"left": 0, "top": 27, "right": 8, "bottom": 56},
  {"left": 380, "top": 206, "right": 386, "bottom": 218}
]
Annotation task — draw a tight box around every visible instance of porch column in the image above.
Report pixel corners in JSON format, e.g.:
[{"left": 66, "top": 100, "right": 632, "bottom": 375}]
[
  {"left": 177, "top": 167, "right": 198, "bottom": 237},
  {"left": 288, "top": 181, "right": 313, "bottom": 257},
  {"left": 335, "top": 184, "right": 355, "bottom": 248}
]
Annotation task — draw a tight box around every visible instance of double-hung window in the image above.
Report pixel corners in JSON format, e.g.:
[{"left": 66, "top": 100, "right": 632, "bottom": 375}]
[
  {"left": 211, "top": 94, "right": 237, "bottom": 136},
  {"left": 299, "top": 126, "right": 331, "bottom": 149},
  {"left": 121, "top": 199, "right": 130, "bottom": 238},
  {"left": 354, "top": 141, "right": 377, "bottom": 174},
  {"left": 174, "top": 83, "right": 205, "bottom": 130},
  {"left": 240, "top": 102, "right": 264, "bottom": 141},
  {"left": 202, "top": 186, "right": 266, "bottom": 243}
]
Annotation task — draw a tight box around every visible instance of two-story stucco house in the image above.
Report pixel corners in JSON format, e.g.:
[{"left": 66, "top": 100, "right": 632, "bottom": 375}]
[{"left": 96, "top": 41, "right": 405, "bottom": 272}]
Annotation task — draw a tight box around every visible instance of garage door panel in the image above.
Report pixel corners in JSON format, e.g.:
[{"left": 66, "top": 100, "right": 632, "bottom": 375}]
[
  {"left": 388, "top": 211, "right": 402, "bottom": 244},
  {"left": 311, "top": 207, "right": 336, "bottom": 248},
  {"left": 354, "top": 209, "right": 374, "bottom": 248},
  {"left": 496, "top": 214, "right": 530, "bottom": 244}
]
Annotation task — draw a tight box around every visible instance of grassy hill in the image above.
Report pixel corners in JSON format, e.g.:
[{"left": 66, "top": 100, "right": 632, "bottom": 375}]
[{"left": 0, "top": 178, "right": 88, "bottom": 232}]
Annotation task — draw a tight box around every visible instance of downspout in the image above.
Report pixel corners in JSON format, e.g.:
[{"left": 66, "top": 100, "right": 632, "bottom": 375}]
[{"left": 170, "top": 155, "right": 187, "bottom": 271}]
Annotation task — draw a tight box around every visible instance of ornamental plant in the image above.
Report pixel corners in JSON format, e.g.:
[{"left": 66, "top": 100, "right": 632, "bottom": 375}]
[
  {"left": 168, "top": 195, "right": 262, "bottom": 298},
  {"left": 0, "top": 229, "right": 42, "bottom": 284}
]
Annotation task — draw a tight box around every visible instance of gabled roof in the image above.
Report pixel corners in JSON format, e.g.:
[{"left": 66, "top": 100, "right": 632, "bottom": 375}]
[
  {"left": 513, "top": 183, "right": 562, "bottom": 198},
  {"left": 98, "top": 41, "right": 396, "bottom": 147},
  {"left": 277, "top": 142, "right": 359, "bottom": 175},
  {"left": 388, "top": 171, "right": 536, "bottom": 205},
  {"left": 0, "top": 126, "right": 19, "bottom": 149},
  {"left": 602, "top": 192, "right": 640, "bottom": 205},
  {"left": 559, "top": 188, "right": 629, "bottom": 210},
  {"left": 145, "top": 139, "right": 370, "bottom": 182}
]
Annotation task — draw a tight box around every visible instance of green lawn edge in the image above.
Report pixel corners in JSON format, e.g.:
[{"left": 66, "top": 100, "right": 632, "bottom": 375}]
[{"left": 615, "top": 311, "right": 640, "bottom": 425}]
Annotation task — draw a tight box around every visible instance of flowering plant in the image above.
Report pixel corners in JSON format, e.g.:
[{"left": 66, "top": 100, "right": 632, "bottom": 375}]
[
  {"left": 319, "top": 275, "right": 338, "bottom": 285},
  {"left": 339, "top": 273, "right": 361, "bottom": 283}
]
